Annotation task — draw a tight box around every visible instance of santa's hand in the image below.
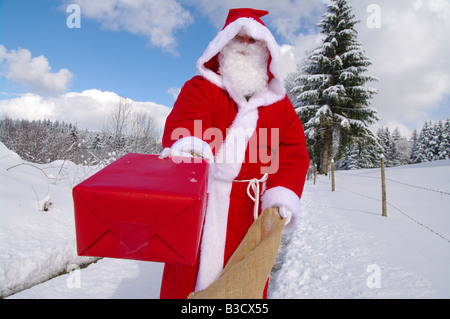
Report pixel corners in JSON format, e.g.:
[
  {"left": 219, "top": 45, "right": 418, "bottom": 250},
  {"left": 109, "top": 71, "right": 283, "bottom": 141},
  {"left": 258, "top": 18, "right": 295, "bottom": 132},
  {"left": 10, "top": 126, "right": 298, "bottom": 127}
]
[
  {"left": 158, "top": 147, "right": 194, "bottom": 159},
  {"left": 278, "top": 205, "right": 293, "bottom": 227}
]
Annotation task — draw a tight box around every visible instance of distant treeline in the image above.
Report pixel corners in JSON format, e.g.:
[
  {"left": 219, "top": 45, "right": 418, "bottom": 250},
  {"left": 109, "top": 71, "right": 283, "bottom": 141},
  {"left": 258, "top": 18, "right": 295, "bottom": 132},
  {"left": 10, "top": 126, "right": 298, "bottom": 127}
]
[
  {"left": 336, "top": 118, "right": 450, "bottom": 170},
  {"left": 0, "top": 100, "right": 163, "bottom": 166}
]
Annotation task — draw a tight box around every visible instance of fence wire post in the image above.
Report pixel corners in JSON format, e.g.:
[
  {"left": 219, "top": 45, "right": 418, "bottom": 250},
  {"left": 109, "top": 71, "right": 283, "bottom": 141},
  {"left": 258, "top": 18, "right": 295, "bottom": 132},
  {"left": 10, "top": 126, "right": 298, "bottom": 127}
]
[
  {"left": 331, "top": 159, "right": 335, "bottom": 192},
  {"left": 314, "top": 164, "right": 317, "bottom": 185},
  {"left": 381, "top": 155, "right": 387, "bottom": 217}
]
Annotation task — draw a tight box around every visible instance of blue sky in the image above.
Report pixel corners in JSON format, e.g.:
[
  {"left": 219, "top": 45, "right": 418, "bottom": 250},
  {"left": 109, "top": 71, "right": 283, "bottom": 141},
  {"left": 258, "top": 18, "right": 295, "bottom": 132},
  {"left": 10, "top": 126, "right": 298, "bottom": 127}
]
[
  {"left": 1, "top": 0, "right": 449, "bottom": 134},
  {"left": 0, "top": 0, "right": 218, "bottom": 107}
]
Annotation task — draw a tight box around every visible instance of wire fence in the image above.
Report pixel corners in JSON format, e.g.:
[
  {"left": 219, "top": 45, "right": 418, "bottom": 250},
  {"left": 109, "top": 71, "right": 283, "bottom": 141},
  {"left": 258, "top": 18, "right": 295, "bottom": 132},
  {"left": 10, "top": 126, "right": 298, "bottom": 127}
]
[
  {"left": 307, "top": 161, "right": 450, "bottom": 245},
  {"left": 334, "top": 170, "right": 450, "bottom": 196}
]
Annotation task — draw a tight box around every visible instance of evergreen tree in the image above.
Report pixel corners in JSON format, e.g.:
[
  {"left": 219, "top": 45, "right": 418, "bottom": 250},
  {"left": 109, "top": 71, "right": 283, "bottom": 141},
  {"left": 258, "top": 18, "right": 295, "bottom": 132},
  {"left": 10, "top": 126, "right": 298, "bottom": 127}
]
[
  {"left": 374, "top": 127, "right": 410, "bottom": 167},
  {"left": 416, "top": 121, "right": 434, "bottom": 163},
  {"left": 335, "top": 139, "right": 381, "bottom": 170},
  {"left": 90, "top": 133, "right": 102, "bottom": 151},
  {"left": 377, "top": 127, "right": 391, "bottom": 164},
  {"left": 438, "top": 118, "right": 450, "bottom": 160},
  {"left": 292, "top": 0, "right": 379, "bottom": 174},
  {"left": 431, "top": 120, "right": 444, "bottom": 160},
  {"left": 335, "top": 143, "right": 359, "bottom": 170},
  {"left": 388, "top": 128, "right": 402, "bottom": 166},
  {"left": 359, "top": 138, "right": 383, "bottom": 168},
  {"left": 410, "top": 129, "right": 419, "bottom": 163}
]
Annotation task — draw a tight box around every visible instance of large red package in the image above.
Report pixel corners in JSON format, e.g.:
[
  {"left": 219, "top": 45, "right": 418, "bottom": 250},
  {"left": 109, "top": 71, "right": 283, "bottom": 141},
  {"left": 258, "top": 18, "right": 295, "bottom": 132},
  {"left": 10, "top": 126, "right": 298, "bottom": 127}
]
[{"left": 73, "top": 153, "right": 208, "bottom": 265}]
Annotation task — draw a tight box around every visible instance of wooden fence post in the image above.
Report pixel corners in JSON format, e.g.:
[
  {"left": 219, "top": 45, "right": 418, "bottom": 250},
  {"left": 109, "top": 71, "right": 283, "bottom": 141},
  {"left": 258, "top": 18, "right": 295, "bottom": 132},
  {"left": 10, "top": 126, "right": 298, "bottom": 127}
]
[
  {"left": 381, "top": 155, "right": 387, "bottom": 217},
  {"left": 314, "top": 164, "right": 317, "bottom": 185},
  {"left": 331, "top": 159, "right": 335, "bottom": 192}
]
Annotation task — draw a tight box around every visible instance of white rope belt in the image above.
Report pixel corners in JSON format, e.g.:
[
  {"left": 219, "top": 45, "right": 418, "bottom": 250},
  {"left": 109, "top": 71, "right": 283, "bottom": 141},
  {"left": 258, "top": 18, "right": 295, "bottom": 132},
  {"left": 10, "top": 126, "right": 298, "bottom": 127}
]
[{"left": 234, "top": 173, "right": 269, "bottom": 221}]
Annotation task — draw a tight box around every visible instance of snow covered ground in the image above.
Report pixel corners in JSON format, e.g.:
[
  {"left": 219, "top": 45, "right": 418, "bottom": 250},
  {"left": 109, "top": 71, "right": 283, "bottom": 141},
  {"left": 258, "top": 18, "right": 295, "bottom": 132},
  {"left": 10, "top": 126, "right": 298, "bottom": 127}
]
[
  {"left": 1, "top": 142, "right": 449, "bottom": 299},
  {"left": 269, "top": 162, "right": 450, "bottom": 298}
]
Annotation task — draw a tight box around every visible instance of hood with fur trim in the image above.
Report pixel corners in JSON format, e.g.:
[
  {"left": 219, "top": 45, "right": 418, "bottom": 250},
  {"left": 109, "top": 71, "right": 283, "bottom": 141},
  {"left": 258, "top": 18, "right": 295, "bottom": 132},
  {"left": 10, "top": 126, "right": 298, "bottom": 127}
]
[{"left": 196, "top": 8, "right": 286, "bottom": 108}]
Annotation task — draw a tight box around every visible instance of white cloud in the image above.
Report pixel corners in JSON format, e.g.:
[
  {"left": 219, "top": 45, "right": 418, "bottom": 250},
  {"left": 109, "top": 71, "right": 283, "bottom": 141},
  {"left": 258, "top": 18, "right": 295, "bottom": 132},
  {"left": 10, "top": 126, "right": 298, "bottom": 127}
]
[
  {"left": 278, "top": 33, "right": 325, "bottom": 79},
  {"left": 182, "top": 0, "right": 327, "bottom": 39},
  {"left": 348, "top": 0, "right": 450, "bottom": 126},
  {"left": 167, "top": 87, "right": 181, "bottom": 100},
  {"left": 0, "top": 89, "right": 171, "bottom": 132},
  {"left": 0, "top": 45, "right": 73, "bottom": 96},
  {"left": 279, "top": 45, "right": 298, "bottom": 80},
  {"left": 70, "top": 0, "right": 193, "bottom": 55}
]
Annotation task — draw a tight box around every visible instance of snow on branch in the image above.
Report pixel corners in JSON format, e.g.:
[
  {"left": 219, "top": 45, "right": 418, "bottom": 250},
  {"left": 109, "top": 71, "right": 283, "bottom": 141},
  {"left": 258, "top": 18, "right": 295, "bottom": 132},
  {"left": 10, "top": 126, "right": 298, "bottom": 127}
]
[
  {"left": 316, "top": 104, "right": 332, "bottom": 117},
  {"left": 297, "top": 90, "right": 319, "bottom": 101},
  {"left": 334, "top": 113, "right": 350, "bottom": 128},
  {"left": 338, "top": 28, "right": 357, "bottom": 37},
  {"left": 323, "top": 85, "right": 345, "bottom": 99},
  {"left": 339, "top": 71, "right": 355, "bottom": 81}
]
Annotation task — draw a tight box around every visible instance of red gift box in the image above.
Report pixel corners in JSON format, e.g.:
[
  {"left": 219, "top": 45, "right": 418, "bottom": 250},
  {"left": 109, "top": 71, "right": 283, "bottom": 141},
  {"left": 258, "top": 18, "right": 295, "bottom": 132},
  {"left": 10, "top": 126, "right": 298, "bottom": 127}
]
[{"left": 73, "top": 153, "right": 208, "bottom": 265}]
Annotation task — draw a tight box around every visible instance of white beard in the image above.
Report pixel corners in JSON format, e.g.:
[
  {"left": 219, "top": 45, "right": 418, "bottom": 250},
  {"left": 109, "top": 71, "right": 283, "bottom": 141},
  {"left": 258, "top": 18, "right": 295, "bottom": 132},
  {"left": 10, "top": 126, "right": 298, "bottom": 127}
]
[{"left": 218, "top": 38, "right": 269, "bottom": 100}]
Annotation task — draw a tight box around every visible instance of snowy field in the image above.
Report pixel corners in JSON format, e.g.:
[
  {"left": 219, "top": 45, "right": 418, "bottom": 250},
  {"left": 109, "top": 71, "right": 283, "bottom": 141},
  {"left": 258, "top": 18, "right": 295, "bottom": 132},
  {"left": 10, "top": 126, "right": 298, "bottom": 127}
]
[
  {"left": 1, "top": 141, "right": 449, "bottom": 299},
  {"left": 270, "top": 162, "right": 450, "bottom": 298}
]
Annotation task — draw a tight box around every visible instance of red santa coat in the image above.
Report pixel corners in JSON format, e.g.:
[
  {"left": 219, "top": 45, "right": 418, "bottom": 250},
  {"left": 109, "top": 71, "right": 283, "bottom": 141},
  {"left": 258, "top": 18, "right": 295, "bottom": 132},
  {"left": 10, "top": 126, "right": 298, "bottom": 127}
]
[{"left": 159, "top": 8, "right": 310, "bottom": 299}]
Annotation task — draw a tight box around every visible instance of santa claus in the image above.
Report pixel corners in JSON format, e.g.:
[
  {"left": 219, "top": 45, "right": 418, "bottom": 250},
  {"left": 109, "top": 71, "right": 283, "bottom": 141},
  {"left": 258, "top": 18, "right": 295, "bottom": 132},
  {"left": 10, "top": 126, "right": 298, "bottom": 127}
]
[{"left": 159, "top": 8, "right": 310, "bottom": 299}]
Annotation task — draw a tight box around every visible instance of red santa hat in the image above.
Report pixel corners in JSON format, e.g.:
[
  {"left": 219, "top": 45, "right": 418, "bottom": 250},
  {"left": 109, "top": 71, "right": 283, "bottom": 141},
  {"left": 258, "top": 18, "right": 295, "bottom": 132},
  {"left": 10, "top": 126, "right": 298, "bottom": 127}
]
[
  {"left": 196, "top": 8, "right": 286, "bottom": 108},
  {"left": 222, "top": 8, "right": 269, "bottom": 29}
]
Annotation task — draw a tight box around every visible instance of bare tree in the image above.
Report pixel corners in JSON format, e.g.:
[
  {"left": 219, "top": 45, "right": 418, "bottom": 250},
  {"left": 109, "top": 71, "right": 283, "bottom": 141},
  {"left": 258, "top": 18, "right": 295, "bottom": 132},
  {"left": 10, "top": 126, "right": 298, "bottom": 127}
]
[
  {"left": 103, "top": 98, "right": 133, "bottom": 154},
  {"left": 128, "top": 111, "right": 161, "bottom": 154},
  {"left": 102, "top": 98, "right": 162, "bottom": 157}
]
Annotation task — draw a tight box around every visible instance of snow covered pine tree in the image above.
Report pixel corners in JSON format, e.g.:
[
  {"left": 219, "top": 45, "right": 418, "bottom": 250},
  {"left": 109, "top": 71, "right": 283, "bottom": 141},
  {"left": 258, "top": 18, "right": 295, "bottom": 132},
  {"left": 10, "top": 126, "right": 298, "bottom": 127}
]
[
  {"left": 292, "top": 0, "right": 379, "bottom": 174},
  {"left": 414, "top": 119, "right": 450, "bottom": 163}
]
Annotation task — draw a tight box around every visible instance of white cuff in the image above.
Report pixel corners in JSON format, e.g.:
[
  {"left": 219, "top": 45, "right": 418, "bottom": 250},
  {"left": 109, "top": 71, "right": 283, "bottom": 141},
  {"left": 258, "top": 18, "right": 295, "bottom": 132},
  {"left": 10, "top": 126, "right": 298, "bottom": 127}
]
[
  {"left": 171, "top": 136, "right": 214, "bottom": 164},
  {"left": 261, "top": 186, "right": 301, "bottom": 233},
  {"left": 278, "top": 205, "right": 293, "bottom": 226},
  {"left": 158, "top": 147, "right": 193, "bottom": 159}
]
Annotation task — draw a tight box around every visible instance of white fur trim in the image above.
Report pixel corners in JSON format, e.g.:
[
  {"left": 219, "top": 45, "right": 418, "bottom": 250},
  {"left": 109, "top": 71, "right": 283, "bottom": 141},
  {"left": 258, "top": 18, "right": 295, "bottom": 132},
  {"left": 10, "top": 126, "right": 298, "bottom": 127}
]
[
  {"left": 171, "top": 136, "right": 214, "bottom": 163},
  {"left": 195, "top": 108, "right": 259, "bottom": 292},
  {"left": 194, "top": 178, "right": 232, "bottom": 291},
  {"left": 261, "top": 186, "right": 301, "bottom": 233},
  {"left": 159, "top": 147, "right": 193, "bottom": 159},
  {"left": 196, "top": 17, "right": 286, "bottom": 109},
  {"left": 214, "top": 108, "right": 258, "bottom": 180}
]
